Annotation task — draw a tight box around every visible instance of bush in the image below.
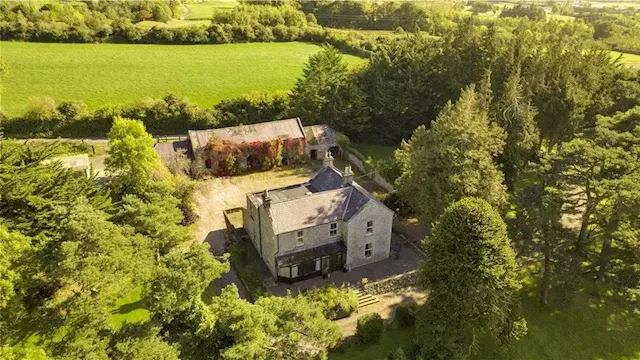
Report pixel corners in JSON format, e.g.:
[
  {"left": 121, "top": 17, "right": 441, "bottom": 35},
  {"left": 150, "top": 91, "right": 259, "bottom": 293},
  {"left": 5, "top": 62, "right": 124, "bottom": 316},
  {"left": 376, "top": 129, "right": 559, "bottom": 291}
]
[
  {"left": 394, "top": 301, "right": 420, "bottom": 328},
  {"left": 355, "top": 313, "right": 384, "bottom": 345},
  {"left": 306, "top": 286, "right": 358, "bottom": 320}
]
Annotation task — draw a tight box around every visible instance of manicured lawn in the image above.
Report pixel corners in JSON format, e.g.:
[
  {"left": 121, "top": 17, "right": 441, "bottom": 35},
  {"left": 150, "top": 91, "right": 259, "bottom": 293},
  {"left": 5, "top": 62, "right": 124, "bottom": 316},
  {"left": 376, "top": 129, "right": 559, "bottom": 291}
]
[
  {"left": 352, "top": 143, "right": 398, "bottom": 161},
  {"left": 186, "top": 1, "right": 237, "bottom": 19},
  {"left": 330, "top": 327, "right": 414, "bottom": 360},
  {"left": 0, "top": 41, "right": 366, "bottom": 116}
]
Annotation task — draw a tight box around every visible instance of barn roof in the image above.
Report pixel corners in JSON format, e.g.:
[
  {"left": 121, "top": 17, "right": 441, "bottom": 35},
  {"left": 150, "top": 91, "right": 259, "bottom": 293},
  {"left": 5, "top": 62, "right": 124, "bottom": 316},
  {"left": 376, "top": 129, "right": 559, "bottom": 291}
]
[{"left": 188, "top": 118, "right": 305, "bottom": 150}]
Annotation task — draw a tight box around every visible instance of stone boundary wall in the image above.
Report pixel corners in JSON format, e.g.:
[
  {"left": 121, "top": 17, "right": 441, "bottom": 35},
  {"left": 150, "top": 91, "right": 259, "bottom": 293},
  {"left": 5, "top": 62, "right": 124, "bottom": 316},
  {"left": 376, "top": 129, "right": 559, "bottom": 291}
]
[
  {"left": 343, "top": 150, "right": 395, "bottom": 192},
  {"left": 361, "top": 270, "right": 420, "bottom": 295}
]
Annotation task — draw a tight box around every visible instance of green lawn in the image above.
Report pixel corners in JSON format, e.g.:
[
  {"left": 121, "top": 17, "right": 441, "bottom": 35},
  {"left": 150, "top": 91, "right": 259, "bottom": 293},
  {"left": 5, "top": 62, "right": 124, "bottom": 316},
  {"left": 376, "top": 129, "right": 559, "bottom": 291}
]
[
  {"left": 186, "top": 1, "right": 237, "bottom": 19},
  {"left": 352, "top": 143, "right": 398, "bottom": 161},
  {"left": 330, "top": 327, "right": 414, "bottom": 360},
  {"left": 109, "top": 287, "right": 150, "bottom": 329},
  {"left": 0, "top": 41, "right": 366, "bottom": 116},
  {"left": 612, "top": 51, "right": 640, "bottom": 68},
  {"left": 332, "top": 281, "right": 640, "bottom": 360}
]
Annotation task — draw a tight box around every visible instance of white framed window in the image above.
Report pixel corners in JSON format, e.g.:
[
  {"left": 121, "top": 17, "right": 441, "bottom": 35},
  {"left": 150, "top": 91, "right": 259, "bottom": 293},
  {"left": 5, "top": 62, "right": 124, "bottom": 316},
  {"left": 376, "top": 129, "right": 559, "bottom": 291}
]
[
  {"left": 329, "top": 222, "right": 338, "bottom": 237},
  {"left": 291, "top": 264, "right": 299, "bottom": 278},
  {"left": 279, "top": 266, "right": 291, "bottom": 278},
  {"left": 366, "top": 220, "right": 374, "bottom": 234},
  {"left": 296, "top": 230, "right": 304, "bottom": 246},
  {"left": 365, "top": 243, "right": 373, "bottom": 258}
]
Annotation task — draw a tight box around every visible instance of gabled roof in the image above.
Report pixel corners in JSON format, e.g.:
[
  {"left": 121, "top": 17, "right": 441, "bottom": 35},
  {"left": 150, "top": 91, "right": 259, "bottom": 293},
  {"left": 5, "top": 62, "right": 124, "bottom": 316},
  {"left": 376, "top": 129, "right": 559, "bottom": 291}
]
[
  {"left": 304, "top": 125, "right": 339, "bottom": 146},
  {"left": 262, "top": 166, "right": 393, "bottom": 235},
  {"left": 269, "top": 188, "right": 351, "bottom": 235},
  {"left": 188, "top": 118, "right": 305, "bottom": 150}
]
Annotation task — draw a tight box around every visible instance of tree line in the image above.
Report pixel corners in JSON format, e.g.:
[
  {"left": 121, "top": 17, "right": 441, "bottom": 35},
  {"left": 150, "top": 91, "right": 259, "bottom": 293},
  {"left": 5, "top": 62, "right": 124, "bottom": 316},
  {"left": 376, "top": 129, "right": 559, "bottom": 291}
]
[{"left": 0, "top": 117, "right": 356, "bottom": 359}]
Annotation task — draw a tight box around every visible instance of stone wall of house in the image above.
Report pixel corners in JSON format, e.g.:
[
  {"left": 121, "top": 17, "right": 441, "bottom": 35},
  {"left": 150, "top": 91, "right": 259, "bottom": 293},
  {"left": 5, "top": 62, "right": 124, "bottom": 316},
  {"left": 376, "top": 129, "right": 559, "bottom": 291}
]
[
  {"left": 343, "top": 150, "right": 395, "bottom": 192},
  {"left": 345, "top": 200, "right": 393, "bottom": 269},
  {"left": 361, "top": 270, "right": 420, "bottom": 295}
]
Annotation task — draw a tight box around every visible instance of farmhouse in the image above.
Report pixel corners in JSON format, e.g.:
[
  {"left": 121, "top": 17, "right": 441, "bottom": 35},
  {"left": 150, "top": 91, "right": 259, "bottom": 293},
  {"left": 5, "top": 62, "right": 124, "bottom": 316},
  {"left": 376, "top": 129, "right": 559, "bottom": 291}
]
[
  {"left": 183, "top": 118, "right": 340, "bottom": 175},
  {"left": 243, "top": 154, "right": 394, "bottom": 283}
]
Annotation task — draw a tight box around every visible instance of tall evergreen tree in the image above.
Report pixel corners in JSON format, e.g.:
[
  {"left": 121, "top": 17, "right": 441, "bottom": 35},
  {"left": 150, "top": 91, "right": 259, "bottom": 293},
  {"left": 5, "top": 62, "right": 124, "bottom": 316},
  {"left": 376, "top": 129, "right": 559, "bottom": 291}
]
[
  {"left": 418, "top": 198, "right": 527, "bottom": 359},
  {"left": 493, "top": 69, "right": 539, "bottom": 190},
  {"left": 395, "top": 84, "right": 507, "bottom": 224},
  {"left": 289, "top": 45, "right": 370, "bottom": 136}
]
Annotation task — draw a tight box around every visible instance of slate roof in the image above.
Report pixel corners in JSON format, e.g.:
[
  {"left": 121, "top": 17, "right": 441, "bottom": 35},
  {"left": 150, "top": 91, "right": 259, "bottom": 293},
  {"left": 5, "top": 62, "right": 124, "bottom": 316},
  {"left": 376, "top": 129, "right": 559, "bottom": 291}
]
[
  {"left": 269, "top": 188, "right": 351, "bottom": 235},
  {"left": 304, "top": 125, "right": 339, "bottom": 146},
  {"left": 188, "top": 118, "right": 305, "bottom": 150},
  {"left": 154, "top": 140, "right": 194, "bottom": 160},
  {"left": 259, "top": 166, "right": 392, "bottom": 235}
]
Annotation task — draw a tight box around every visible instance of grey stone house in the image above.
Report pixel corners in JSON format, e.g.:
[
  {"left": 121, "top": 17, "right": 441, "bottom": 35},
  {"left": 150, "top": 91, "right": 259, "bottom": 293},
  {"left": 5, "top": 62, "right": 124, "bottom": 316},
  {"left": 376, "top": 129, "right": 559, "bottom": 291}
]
[{"left": 243, "top": 155, "right": 394, "bottom": 283}]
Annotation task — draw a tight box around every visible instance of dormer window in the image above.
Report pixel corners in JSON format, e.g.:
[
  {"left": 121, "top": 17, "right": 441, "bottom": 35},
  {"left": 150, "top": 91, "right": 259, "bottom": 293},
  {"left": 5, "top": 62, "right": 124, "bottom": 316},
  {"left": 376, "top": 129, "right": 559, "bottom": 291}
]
[{"left": 329, "top": 222, "right": 338, "bottom": 237}]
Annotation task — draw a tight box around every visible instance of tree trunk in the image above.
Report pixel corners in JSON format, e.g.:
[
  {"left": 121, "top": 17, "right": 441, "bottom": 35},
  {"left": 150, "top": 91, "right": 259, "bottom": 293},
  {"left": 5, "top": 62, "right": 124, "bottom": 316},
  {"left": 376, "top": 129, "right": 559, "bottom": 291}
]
[
  {"left": 540, "top": 237, "right": 551, "bottom": 306},
  {"left": 596, "top": 214, "right": 619, "bottom": 283}
]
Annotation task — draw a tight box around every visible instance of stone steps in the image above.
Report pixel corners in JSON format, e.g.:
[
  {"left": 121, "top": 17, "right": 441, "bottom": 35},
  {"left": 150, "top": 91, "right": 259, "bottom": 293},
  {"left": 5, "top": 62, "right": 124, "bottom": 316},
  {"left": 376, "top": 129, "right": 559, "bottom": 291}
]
[{"left": 353, "top": 289, "right": 380, "bottom": 308}]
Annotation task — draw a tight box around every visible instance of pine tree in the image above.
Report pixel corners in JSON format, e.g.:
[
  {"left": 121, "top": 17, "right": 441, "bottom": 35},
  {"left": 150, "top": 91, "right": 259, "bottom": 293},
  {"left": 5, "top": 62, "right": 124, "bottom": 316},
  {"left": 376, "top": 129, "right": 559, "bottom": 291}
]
[
  {"left": 395, "top": 84, "right": 507, "bottom": 224},
  {"left": 289, "top": 46, "right": 370, "bottom": 136}
]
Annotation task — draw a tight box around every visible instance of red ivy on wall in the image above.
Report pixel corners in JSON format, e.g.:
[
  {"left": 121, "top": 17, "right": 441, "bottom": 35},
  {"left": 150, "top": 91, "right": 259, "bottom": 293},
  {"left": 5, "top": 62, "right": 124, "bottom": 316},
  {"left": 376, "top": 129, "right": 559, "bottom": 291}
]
[{"left": 203, "top": 135, "right": 306, "bottom": 176}]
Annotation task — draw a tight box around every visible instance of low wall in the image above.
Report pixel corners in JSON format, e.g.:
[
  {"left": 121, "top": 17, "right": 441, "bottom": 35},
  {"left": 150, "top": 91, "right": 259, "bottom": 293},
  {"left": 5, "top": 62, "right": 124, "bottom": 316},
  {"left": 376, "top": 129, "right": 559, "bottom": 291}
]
[
  {"left": 343, "top": 150, "right": 394, "bottom": 192},
  {"left": 361, "top": 270, "right": 420, "bottom": 295}
]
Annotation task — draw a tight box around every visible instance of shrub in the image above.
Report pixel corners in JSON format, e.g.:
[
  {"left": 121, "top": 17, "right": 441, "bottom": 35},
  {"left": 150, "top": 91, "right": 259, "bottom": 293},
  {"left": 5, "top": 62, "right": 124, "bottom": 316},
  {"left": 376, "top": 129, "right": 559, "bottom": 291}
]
[
  {"left": 306, "top": 286, "right": 358, "bottom": 320},
  {"left": 391, "top": 348, "right": 407, "bottom": 360},
  {"left": 355, "top": 313, "right": 384, "bottom": 345},
  {"left": 394, "top": 301, "right": 420, "bottom": 328}
]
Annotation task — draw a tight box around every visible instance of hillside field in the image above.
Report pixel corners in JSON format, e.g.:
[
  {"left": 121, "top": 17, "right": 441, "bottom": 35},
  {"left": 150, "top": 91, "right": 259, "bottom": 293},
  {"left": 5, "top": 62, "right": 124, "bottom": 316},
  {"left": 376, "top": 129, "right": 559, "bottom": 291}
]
[{"left": 0, "top": 41, "right": 366, "bottom": 116}]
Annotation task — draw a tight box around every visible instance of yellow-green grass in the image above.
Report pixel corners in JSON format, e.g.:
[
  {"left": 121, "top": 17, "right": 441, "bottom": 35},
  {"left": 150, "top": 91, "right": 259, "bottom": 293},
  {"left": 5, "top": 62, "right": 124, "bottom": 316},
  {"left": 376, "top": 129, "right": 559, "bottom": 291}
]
[
  {"left": 109, "top": 287, "right": 150, "bottom": 329},
  {"left": 330, "top": 327, "right": 414, "bottom": 360},
  {"left": 186, "top": 0, "right": 237, "bottom": 19},
  {"left": 331, "top": 278, "right": 640, "bottom": 360},
  {"left": 352, "top": 143, "right": 398, "bottom": 161},
  {"left": 0, "top": 41, "right": 366, "bottom": 116},
  {"left": 612, "top": 51, "right": 640, "bottom": 68},
  {"left": 136, "top": 19, "right": 211, "bottom": 29}
]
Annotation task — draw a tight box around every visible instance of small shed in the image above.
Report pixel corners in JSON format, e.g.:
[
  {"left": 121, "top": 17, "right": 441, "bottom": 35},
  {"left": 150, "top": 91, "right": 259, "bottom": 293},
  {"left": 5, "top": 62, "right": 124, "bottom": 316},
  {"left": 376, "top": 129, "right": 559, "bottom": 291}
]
[{"left": 43, "top": 153, "right": 91, "bottom": 178}]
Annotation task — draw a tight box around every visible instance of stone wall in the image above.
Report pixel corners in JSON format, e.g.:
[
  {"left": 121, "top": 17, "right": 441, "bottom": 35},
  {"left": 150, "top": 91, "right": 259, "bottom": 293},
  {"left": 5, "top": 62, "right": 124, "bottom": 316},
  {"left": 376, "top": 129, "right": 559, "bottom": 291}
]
[
  {"left": 343, "top": 150, "right": 394, "bottom": 192},
  {"left": 361, "top": 270, "right": 420, "bottom": 295}
]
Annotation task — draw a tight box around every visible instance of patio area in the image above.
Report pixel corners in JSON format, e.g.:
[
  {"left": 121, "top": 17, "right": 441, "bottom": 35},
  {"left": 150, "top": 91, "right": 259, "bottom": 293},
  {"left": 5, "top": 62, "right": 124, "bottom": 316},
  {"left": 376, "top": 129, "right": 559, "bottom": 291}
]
[{"left": 265, "top": 234, "right": 423, "bottom": 296}]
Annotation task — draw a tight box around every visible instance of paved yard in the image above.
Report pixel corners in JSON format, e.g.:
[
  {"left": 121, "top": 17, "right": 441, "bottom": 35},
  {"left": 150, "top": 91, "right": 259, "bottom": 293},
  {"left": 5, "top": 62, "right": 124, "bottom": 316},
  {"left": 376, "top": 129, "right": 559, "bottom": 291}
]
[
  {"left": 193, "top": 166, "right": 316, "bottom": 254},
  {"left": 268, "top": 234, "right": 423, "bottom": 296},
  {"left": 194, "top": 166, "right": 318, "bottom": 299}
]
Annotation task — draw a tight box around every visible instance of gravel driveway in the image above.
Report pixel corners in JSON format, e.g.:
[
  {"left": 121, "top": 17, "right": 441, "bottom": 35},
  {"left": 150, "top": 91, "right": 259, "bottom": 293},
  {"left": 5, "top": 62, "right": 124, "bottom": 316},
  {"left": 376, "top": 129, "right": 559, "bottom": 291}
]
[{"left": 193, "top": 166, "right": 316, "bottom": 299}]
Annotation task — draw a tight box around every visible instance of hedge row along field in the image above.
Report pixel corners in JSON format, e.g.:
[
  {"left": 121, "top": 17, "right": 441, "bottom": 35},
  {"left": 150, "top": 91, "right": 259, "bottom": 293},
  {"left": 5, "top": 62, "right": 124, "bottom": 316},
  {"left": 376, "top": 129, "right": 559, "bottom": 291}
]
[{"left": 0, "top": 41, "right": 366, "bottom": 116}]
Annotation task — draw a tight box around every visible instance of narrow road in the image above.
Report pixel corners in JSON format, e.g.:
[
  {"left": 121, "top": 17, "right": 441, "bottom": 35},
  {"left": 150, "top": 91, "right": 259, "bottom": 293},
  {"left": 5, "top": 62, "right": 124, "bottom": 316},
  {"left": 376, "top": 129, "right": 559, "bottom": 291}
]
[{"left": 180, "top": 3, "right": 191, "bottom": 20}]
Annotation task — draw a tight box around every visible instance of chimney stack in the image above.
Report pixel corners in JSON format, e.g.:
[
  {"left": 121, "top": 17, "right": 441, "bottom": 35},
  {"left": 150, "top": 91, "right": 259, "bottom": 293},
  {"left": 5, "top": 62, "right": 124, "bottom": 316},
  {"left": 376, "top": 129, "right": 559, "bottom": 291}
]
[
  {"left": 342, "top": 164, "right": 354, "bottom": 185},
  {"left": 262, "top": 189, "right": 271, "bottom": 208},
  {"left": 323, "top": 151, "right": 334, "bottom": 168}
]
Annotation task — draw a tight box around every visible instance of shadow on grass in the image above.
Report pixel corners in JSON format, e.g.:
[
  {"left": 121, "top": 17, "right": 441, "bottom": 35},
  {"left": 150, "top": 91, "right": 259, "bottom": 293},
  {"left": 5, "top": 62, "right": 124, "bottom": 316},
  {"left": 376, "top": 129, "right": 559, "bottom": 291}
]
[
  {"left": 475, "top": 280, "right": 640, "bottom": 360},
  {"left": 110, "top": 299, "right": 147, "bottom": 316}
]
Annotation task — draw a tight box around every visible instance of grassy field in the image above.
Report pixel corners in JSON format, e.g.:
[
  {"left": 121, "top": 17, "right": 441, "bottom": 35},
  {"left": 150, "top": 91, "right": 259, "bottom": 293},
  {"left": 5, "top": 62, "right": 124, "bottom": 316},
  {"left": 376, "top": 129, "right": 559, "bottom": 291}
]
[
  {"left": 352, "top": 143, "right": 398, "bottom": 161},
  {"left": 0, "top": 41, "right": 366, "bottom": 116},
  {"left": 186, "top": 0, "right": 237, "bottom": 19},
  {"left": 612, "top": 51, "right": 640, "bottom": 68},
  {"left": 332, "top": 280, "right": 640, "bottom": 360}
]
